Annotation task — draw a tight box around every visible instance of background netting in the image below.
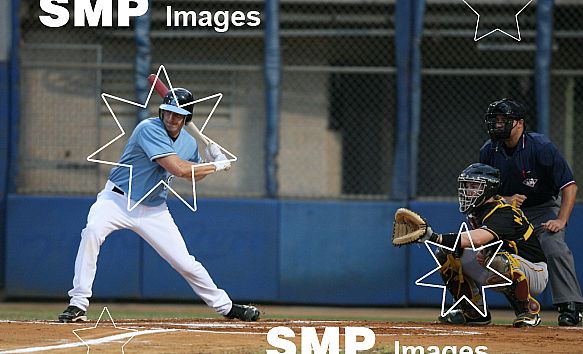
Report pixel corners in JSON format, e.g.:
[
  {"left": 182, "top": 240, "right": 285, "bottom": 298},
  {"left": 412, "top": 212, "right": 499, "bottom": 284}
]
[{"left": 17, "top": 0, "right": 583, "bottom": 200}]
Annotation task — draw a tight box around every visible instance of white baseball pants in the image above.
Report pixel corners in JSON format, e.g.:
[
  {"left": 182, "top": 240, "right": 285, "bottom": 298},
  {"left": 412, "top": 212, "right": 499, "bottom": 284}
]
[{"left": 68, "top": 181, "right": 233, "bottom": 315}]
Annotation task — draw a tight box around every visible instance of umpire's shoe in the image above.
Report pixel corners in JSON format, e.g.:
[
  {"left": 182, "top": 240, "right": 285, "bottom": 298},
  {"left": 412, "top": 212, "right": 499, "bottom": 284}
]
[
  {"left": 58, "top": 306, "right": 88, "bottom": 323},
  {"left": 513, "top": 312, "right": 541, "bottom": 328},
  {"left": 558, "top": 302, "right": 583, "bottom": 326},
  {"left": 438, "top": 309, "right": 491, "bottom": 326},
  {"left": 225, "top": 304, "right": 260, "bottom": 322}
]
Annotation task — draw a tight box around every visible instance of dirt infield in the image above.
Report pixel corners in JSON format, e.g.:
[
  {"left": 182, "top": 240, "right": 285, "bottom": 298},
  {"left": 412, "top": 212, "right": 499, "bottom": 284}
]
[
  {"left": 0, "top": 304, "right": 582, "bottom": 353},
  {"left": 1, "top": 318, "right": 582, "bottom": 353}
]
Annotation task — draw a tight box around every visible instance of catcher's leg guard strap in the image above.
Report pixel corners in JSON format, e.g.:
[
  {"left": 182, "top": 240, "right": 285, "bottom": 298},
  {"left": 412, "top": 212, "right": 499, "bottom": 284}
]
[
  {"left": 437, "top": 249, "right": 484, "bottom": 316},
  {"left": 488, "top": 252, "right": 540, "bottom": 316}
]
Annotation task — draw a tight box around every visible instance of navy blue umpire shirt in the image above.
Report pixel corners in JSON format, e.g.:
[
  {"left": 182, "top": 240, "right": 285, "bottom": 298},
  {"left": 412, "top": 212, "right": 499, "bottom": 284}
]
[{"left": 480, "top": 132, "right": 576, "bottom": 209}]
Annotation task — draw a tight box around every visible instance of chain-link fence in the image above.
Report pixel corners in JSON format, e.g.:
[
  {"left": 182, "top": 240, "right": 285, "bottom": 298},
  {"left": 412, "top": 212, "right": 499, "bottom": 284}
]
[
  {"left": 19, "top": 44, "right": 102, "bottom": 194},
  {"left": 16, "top": 0, "right": 583, "bottom": 200},
  {"left": 278, "top": 1, "right": 396, "bottom": 199},
  {"left": 419, "top": 1, "right": 583, "bottom": 200},
  {"left": 550, "top": 4, "right": 583, "bottom": 195},
  {"left": 419, "top": 1, "right": 538, "bottom": 198},
  {"left": 18, "top": 0, "right": 395, "bottom": 200},
  {"left": 18, "top": 0, "right": 266, "bottom": 198}
]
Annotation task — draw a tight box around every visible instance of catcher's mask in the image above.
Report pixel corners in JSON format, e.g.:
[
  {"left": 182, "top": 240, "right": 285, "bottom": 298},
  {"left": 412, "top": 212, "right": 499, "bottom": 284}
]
[
  {"left": 458, "top": 163, "right": 500, "bottom": 214},
  {"left": 484, "top": 98, "right": 525, "bottom": 140},
  {"left": 159, "top": 88, "right": 194, "bottom": 123}
]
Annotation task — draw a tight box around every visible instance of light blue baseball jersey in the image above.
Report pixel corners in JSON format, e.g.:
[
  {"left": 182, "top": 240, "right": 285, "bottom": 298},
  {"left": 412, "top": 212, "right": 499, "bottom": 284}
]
[{"left": 109, "top": 118, "right": 201, "bottom": 206}]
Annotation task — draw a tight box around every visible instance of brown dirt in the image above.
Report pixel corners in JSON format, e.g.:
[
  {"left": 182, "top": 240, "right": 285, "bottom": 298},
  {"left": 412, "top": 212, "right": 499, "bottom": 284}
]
[
  {"left": 0, "top": 305, "right": 582, "bottom": 353},
  {"left": 0, "top": 318, "right": 582, "bottom": 353}
]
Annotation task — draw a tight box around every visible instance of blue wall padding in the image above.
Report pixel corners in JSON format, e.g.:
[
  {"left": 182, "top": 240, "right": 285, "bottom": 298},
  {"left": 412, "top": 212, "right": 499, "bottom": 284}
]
[
  {"left": 0, "top": 61, "right": 9, "bottom": 289},
  {"left": 141, "top": 199, "right": 279, "bottom": 302},
  {"left": 564, "top": 204, "right": 583, "bottom": 306},
  {"left": 92, "top": 229, "right": 142, "bottom": 298},
  {"left": 5, "top": 196, "right": 141, "bottom": 298},
  {"left": 4, "top": 196, "right": 583, "bottom": 309},
  {"left": 278, "top": 200, "right": 406, "bottom": 305},
  {"left": 566, "top": 205, "right": 583, "bottom": 275}
]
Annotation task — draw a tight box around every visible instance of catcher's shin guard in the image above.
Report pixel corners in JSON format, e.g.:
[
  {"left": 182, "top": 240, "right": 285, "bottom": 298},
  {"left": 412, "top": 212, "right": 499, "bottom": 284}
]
[
  {"left": 436, "top": 249, "right": 485, "bottom": 319},
  {"left": 486, "top": 252, "right": 541, "bottom": 327}
]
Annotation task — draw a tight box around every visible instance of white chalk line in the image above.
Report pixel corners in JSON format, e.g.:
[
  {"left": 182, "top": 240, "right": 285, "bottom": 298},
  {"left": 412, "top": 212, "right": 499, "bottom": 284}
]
[
  {"left": 0, "top": 320, "right": 481, "bottom": 352},
  {"left": 0, "top": 319, "right": 482, "bottom": 333},
  {"left": 0, "top": 320, "right": 482, "bottom": 336},
  {"left": 0, "top": 328, "right": 181, "bottom": 353}
]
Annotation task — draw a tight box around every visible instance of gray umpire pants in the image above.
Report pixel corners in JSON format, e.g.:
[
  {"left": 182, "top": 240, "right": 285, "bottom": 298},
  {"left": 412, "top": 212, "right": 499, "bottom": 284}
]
[{"left": 524, "top": 198, "right": 583, "bottom": 305}]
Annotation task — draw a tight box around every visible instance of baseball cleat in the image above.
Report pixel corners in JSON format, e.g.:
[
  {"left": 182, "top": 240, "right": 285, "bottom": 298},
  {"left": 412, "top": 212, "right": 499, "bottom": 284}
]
[
  {"left": 225, "top": 304, "right": 260, "bottom": 322},
  {"left": 558, "top": 302, "right": 583, "bottom": 327},
  {"left": 438, "top": 309, "right": 491, "bottom": 326},
  {"left": 58, "top": 306, "right": 88, "bottom": 323},
  {"left": 513, "top": 312, "right": 541, "bottom": 328}
]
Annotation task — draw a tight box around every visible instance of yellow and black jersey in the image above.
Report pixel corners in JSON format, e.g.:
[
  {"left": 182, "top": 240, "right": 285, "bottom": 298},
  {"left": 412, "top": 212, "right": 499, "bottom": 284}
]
[{"left": 469, "top": 196, "right": 546, "bottom": 263}]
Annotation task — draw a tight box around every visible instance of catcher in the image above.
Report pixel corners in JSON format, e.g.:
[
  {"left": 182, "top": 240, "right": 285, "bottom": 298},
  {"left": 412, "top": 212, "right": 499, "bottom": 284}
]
[{"left": 393, "top": 163, "right": 548, "bottom": 327}]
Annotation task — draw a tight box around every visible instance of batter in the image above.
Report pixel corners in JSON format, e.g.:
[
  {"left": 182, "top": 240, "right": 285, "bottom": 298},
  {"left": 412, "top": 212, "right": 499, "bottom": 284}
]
[{"left": 58, "top": 88, "right": 260, "bottom": 322}]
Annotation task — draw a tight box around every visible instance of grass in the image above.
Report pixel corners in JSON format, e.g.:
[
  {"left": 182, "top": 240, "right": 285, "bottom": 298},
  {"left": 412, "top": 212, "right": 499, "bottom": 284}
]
[{"left": 0, "top": 302, "right": 562, "bottom": 326}]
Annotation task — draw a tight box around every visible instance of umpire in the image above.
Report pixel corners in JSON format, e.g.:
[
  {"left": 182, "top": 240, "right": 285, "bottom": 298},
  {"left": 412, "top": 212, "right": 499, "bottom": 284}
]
[{"left": 479, "top": 98, "right": 583, "bottom": 326}]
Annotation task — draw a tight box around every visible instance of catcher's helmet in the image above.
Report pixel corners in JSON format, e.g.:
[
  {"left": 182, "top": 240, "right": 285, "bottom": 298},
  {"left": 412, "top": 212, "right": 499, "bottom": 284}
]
[
  {"left": 484, "top": 98, "right": 525, "bottom": 140},
  {"left": 458, "top": 163, "right": 500, "bottom": 214},
  {"left": 159, "top": 88, "right": 194, "bottom": 123}
]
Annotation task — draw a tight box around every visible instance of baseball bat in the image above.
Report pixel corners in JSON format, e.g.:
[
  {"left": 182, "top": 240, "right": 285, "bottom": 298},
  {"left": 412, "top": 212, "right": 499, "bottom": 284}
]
[{"left": 147, "top": 74, "right": 210, "bottom": 146}]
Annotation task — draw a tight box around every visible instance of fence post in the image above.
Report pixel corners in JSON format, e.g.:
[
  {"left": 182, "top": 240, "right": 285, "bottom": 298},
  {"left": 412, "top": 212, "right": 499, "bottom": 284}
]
[
  {"left": 135, "top": 0, "right": 152, "bottom": 123},
  {"left": 1, "top": 0, "right": 21, "bottom": 289},
  {"left": 264, "top": 0, "right": 281, "bottom": 198},
  {"left": 392, "top": 0, "right": 412, "bottom": 201},
  {"left": 409, "top": 0, "right": 426, "bottom": 199},
  {"left": 535, "top": 0, "right": 553, "bottom": 137},
  {"left": 393, "top": 0, "right": 425, "bottom": 200}
]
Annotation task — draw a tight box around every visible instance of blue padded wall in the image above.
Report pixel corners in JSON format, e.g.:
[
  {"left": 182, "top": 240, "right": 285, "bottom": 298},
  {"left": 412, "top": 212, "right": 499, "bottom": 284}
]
[
  {"left": 3, "top": 195, "right": 583, "bottom": 308},
  {"left": 563, "top": 204, "right": 583, "bottom": 306},
  {"left": 278, "top": 200, "right": 405, "bottom": 305},
  {"left": 141, "top": 199, "right": 279, "bottom": 302},
  {"left": 5, "top": 196, "right": 141, "bottom": 298}
]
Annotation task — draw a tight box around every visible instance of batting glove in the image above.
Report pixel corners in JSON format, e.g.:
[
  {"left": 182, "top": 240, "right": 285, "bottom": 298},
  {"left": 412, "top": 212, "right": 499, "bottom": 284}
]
[
  {"left": 213, "top": 159, "right": 231, "bottom": 172},
  {"left": 205, "top": 143, "right": 222, "bottom": 162}
]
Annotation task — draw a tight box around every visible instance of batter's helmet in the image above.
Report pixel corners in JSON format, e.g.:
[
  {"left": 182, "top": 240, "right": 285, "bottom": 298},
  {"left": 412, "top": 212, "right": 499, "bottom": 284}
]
[
  {"left": 484, "top": 98, "right": 526, "bottom": 140},
  {"left": 159, "top": 88, "right": 194, "bottom": 122},
  {"left": 457, "top": 163, "right": 500, "bottom": 215}
]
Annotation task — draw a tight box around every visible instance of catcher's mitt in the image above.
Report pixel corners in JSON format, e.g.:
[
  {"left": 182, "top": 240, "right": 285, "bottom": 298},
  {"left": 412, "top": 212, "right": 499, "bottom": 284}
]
[{"left": 392, "top": 208, "right": 432, "bottom": 246}]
